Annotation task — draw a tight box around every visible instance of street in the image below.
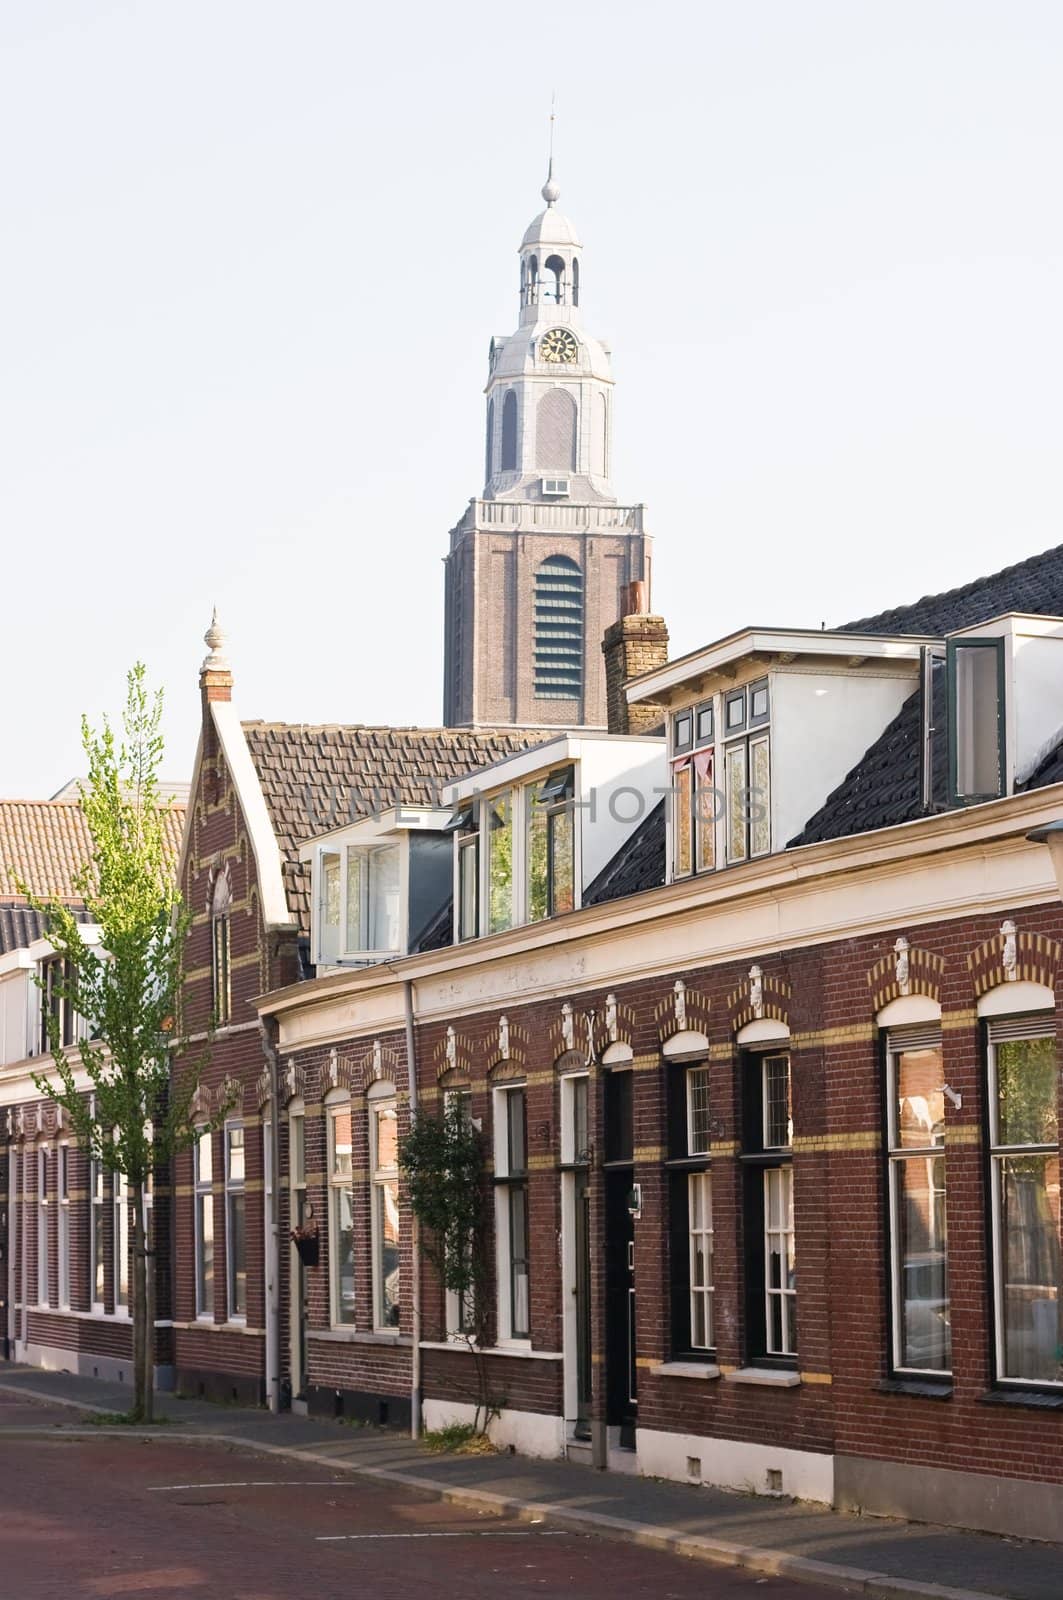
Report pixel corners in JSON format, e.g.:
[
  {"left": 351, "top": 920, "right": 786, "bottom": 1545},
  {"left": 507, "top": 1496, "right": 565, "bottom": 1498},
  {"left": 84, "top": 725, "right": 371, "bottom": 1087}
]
[{"left": 0, "top": 1394, "right": 847, "bottom": 1600}]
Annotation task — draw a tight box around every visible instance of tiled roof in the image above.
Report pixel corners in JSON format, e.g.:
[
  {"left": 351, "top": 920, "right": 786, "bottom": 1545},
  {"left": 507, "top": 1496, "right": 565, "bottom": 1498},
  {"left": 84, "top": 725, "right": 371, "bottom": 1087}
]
[
  {"left": 241, "top": 723, "right": 550, "bottom": 934},
  {"left": 0, "top": 800, "right": 186, "bottom": 902},
  {"left": 0, "top": 903, "right": 93, "bottom": 956},
  {"left": 840, "top": 541, "right": 1063, "bottom": 636},
  {"left": 584, "top": 799, "right": 666, "bottom": 906},
  {"left": 793, "top": 543, "right": 1063, "bottom": 847}
]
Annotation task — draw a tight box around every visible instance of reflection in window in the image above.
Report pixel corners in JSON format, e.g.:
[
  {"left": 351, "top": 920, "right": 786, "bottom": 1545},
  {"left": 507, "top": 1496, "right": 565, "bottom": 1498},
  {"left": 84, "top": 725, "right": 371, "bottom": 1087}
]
[
  {"left": 487, "top": 792, "right": 514, "bottom": 935},
  {"left": 887, "top": 1031, "right": 950, "bottom": 1373},
  {"left": 329, "top": 1100, "right": 355, "bottom": 1325}
]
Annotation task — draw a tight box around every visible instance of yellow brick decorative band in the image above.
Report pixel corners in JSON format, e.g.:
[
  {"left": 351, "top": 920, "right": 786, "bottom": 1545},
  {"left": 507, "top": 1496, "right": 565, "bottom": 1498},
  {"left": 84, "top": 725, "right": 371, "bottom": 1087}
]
[
  {"left": 634, "top": 1145, "right": 665, "bottom": 1163},
  {"left": 945, "top": 1125, "right": 982, "bottom": 1148},
  {"left": 792, "top": 1131, "right": 880, "bottom": 1154},
  {"left": 800, "top": 1370, "right": 833, "bottom": 1385},
  {"left": 942, "top": 1011, "right": 978, "bottom": 1031}
]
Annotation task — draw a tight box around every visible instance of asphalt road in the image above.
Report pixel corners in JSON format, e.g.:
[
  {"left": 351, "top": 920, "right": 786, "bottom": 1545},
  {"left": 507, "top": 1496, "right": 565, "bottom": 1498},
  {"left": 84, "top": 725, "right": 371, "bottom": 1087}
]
[{"left": 0, "top": 1393, "right": 849, "bottom": 1599}]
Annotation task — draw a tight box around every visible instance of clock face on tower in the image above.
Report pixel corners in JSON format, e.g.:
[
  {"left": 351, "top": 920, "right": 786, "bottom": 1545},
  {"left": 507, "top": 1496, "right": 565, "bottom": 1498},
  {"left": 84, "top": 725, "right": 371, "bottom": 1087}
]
[{"left": 539, "top": 327, "right": 579, "bottom": 365}]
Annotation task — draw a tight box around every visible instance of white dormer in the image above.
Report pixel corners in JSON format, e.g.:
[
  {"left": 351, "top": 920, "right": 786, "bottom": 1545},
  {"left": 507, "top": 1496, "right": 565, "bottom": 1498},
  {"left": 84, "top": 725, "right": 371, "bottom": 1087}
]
[
  {"left": 301, "top": 807, "right": 453, "bottom": 970},
  {"left": 0, "top": 928, "right": 103, "bottom": 1068},
  {"left": 441, "top": 733, "right": 666, "bottom": 941}
]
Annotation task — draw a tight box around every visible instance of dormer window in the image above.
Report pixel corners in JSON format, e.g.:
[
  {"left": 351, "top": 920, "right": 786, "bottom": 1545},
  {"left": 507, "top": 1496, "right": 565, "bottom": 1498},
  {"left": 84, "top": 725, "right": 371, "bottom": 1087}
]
[
  {"left": 345, "top": 844, "right": 400, "bottom": 958},
  {"left": 451, "top": 803, "right": 480, "bottom": 944},
  {"left": 921, "top": 638, "right": 1006, "bottom": 810},
  {"left": 307, "top": 811, "right": 452, "bottom": 968},
  {"left": 527, "top": 766, "right": 575, "bottom": 922},
  {"left": 670, "top": 681, "right": 770, "bottom": 880}
]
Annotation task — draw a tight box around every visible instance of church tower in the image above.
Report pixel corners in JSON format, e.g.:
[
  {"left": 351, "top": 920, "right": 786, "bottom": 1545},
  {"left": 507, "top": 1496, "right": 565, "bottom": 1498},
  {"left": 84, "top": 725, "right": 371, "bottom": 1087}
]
[{"left": 443, "top": 165, "right": 652, "bottom": 729}]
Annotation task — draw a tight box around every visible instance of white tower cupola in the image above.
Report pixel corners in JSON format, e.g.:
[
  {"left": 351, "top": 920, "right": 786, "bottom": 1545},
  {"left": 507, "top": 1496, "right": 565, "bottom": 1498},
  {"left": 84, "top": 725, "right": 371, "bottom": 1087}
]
[{"left": 483, "top": 165, "right": 616, "bottom": 504}]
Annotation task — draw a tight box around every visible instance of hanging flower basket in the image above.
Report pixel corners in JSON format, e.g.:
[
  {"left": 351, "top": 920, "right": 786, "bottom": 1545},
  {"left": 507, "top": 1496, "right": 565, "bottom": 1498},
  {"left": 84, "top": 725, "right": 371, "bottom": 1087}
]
[{"left": 291, "top": 1222, "right": 319, "bottom": 1267}]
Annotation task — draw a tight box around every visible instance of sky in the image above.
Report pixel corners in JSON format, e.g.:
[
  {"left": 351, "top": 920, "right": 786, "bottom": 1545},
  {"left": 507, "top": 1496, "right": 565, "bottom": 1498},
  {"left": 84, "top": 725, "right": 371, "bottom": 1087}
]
[{"left": 3, "top": 0, "right": 1062, "bottom": 794}]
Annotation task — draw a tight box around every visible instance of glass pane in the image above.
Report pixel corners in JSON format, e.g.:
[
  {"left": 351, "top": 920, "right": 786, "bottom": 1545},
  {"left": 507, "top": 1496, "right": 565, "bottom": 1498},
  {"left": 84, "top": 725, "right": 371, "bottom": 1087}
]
[
  {"left": 725, "top": 742, "right": 748, "bottom": 863},
  {"left": 750, "top": 681, "right": 770, "bottom": 723},
  {"left": 696, "top": 704, "right": 714, "bottom": 744},
  {"left": 548, "top": 806, "right": 575, "bottom": 916},
  {"left": 996, "top": 1037, "right": 1058, "bottom": 1147},
  {"left": 228, "top": 1192, "right": 246, "bottom": 1316},
  {"left": 894, "top": 1046, "right": 946, "bottom": 1149},
  {"left": 93, "top": 1202, "right": 105, "bottom": 1303},
  {"left": 510, "top": 1184, "right": 530, "bottom": 1338},
  {"left": 332, "top": 1184, "right": 355, "bottom": 1324},
  {"left": 896, "top": 1155, "right": 951, "bottom": 1370},
  {"left": 374, "top": 1101, "right": 398, "bottom": 1172},
  {"left": 763, "top": 1055, "right": 792, "bottom": 1148},
  {"left": 115, "top": 1192, "right": 129, "bottom": 1309},
  {"left": 673, "top": 763, "right": 693, "bottom": 877},
  {"left": 197, "top": 1192, "right": 214, "bottom": 1313},
  {"left": 345, "top": 846, "right": 364, "bottom": 952},
  {"left": 369, "top": 846, "right": 401, "bottom": 952},
  {"left": 322, "top": 852, "right": 341, "bottom": 926},
  {"left": 331, "top": 1105, "right": 353, "bottom": 1180},
  {"left": 694, "top": 756, "right": 716, "bottom": 873},
  {"left": 725, "top": 690, "right": 745, "bottom": 731},
  {"left": 687, "top": 1067, "right": 711, "bottom": 1154},
  {"left": 954, "top": 644, "right": 1001, "bottom": 798},
  {"left": 749, "top": 735, "right": 771, "bottom": 857},
  {"left": 459, "top": 837, "right": 479, "bottom": 940},
  {"left": 999, "top": 1153, "right": 1062, "bottom": 1382},
  {"left": 59, "top": 1147, "right": 69, "bottom": 1199},
  {"left": 526, "top": 782, "right": 549, "bottom": 922},
  {"left": 673, "top": 710, "right": 693, "bottom": 751},
  {"left": 291, "top": 1115, "right": 305, "bottom": 1186},
  {"left": 377, "top": 1177, "right": 401, "bottom": 1327},
  {"left": 196, "top": 1129, "right": 213, "bottom": 1185},
  {"left": 227, "top": 1125, "right": 245, "bottom": 1183},
  {"left": 487, "top": 792, "right": 513, "bottom": 934},
  {"left": 572, "top": 1076, "right": 589, "bottom": 1162},
  {"left": 507, "top": 1090, "right": 527, "bottom": 1175}
]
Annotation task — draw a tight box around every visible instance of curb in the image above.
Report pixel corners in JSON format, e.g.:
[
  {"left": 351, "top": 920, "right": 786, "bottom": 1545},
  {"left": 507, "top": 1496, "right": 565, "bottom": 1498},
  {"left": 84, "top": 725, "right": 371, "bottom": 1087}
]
[{"left": 0, "top": 1378, "right": 1009, "bottom": 1600}]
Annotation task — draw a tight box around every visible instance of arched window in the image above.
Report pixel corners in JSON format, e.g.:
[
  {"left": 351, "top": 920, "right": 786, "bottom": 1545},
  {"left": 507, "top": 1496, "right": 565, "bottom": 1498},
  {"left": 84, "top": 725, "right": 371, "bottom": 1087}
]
[
  {"left": 594, "top": 391, "right": 608, "bottom": 479},
  {"left": 535, "top": 387, "right": 577, "bottom": 472},
  {"left": 544, "top": 254, "right": 566, "bottom": 304},
  {"left": 501, "top": 390, "right": 518, "bottom": 472},
  {"left": 485, "top": 397, "right": 494, "bottom": 483},
  {"left": 572, "top": 257, "right": 580, "bottom": 307},
  {"left": 534, "top": 554, "right": 583, "bottom": 699},
  {"left": 211, "top": 869, "right": 231, "bottom": 1025},
  {"left": 527, "top": 256, "right": 539, "bottom": 305}
]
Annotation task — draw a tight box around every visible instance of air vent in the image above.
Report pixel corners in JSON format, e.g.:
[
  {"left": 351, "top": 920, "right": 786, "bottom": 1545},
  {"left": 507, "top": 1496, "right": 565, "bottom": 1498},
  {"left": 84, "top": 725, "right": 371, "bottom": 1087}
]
[{"left": 541, "top": 477, "right": 570, "bottom": 497}]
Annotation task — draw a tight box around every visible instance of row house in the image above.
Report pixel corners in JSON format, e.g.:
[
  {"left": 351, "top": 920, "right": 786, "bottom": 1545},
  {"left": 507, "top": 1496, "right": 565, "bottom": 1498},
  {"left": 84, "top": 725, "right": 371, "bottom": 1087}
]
[
  {"left": 0, "top": 797, "right": 185, "bottom": 1380},
  {"left": 242, "top": 543, "right": 1063, "bottom": 1545}
]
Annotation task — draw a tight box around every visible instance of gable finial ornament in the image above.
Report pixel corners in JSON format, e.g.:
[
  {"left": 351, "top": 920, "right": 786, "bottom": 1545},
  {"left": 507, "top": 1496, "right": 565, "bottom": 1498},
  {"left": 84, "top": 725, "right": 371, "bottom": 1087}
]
[
  {"left": 673, "top": 979, "right": 687, "bottom": 1031},
  {"left": 894, "top": 936, "right": 911, "bottom": 997},
  {"left": 605, "top": 993, "right": 618, "bottom": 1044},
  {"left": 445, "top": 1025, "right": 457, "bottom": 1074},
  {"left": 561, "top": 1001, "right": 575, "bottom": 1053},
  {"left": 1002, "top": 919, "right": 1018, "bottom": 981},
  {"left": 749, "top": 964, "right": 764, "bottom": 1020},
  {"left": 202, "top": 607, "right": 228, "bottom": 670},
  {"left": 498, "top": 1014, "right": 510, "bottom": 1060}
]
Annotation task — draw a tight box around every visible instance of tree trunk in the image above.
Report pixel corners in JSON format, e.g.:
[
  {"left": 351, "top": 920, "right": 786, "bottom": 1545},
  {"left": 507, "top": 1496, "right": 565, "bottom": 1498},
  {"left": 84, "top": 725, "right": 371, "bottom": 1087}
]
[{"left": 131, "top": 1180, "right": 147, "bottom": 1423}]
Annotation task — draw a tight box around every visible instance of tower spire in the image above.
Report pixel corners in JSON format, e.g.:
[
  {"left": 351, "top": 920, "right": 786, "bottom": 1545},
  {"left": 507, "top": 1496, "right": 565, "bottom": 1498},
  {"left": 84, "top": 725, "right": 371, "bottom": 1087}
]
[{"left": 542, "top": 92, "right": 560, "bottom": 206}]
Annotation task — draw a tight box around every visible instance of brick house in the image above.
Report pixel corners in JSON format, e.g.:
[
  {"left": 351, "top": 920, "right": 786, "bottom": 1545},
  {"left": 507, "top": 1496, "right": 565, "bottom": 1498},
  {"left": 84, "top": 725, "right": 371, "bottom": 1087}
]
[
  {"left": 0, "top": 796, "right": 184, "bottom": 1379},
  {"left": 250, "top": 543, "right": 1063, "bottom": 1542}
]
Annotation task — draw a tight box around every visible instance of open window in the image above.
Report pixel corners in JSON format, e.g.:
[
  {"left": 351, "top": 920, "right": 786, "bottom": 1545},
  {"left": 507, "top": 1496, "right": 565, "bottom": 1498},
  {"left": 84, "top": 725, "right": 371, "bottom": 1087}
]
[{"left": 922, "top": 638, "right": 1006, "bottom": 810}]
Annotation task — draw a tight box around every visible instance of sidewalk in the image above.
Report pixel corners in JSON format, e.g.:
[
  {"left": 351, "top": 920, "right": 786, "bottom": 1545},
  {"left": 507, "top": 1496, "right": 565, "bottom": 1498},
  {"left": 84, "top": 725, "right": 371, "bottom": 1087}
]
[{"left": 0, "top": 1363, "right": 1057, "bottom": 1600}]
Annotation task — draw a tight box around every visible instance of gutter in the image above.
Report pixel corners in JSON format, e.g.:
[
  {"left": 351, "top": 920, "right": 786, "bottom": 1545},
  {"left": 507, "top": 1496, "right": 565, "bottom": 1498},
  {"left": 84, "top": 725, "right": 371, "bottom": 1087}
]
[
  {"left": 258, "top": 1018, "right": 283, "bottom": 1415},
  {"left": 403, "top": 979, "right": 421, "bottom": 1440}
]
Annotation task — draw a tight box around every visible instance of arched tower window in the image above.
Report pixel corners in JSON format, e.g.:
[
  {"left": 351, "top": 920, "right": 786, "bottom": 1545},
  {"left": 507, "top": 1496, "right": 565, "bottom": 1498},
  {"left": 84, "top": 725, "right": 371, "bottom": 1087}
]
[
  {"left": 534, "top": 555, "right": 584, "bottom": 700},
  {"left": 594, "top": 391, "right": 608, "bottom": 479},
  {"left": 501, "top": 390, "right": 518, "bottom": 472},
  {"left": 485, "top": 397, "right": 494, "bottom": 483},
  {"left": 572, "top": 257, "right": 580, "bottom": 307},
  {"left": 543, "top": 254, "right": 566, "bottom": 305},
  {"left": 536, "top": 387, "right": 577, "bottom": 472},
  {"left": 526, "top": 256, "right": 539, "bottom": 306}
]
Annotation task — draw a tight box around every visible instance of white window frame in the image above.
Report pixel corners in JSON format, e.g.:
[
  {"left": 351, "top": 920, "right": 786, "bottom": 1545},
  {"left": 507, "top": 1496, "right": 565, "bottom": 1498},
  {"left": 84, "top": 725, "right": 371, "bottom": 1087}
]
[
  {"left": 194, "top": 1127, "right": 214, "bottom": 1321},
  {"left": 493, "top": 1082, "right": 531, "bottom": 1345},
  {"left": 113, "top": 1161, "right": 129, "bottom": 1318},
  {"left": 36, "top": 1147, "right": 49, "bottom": 1307},
  {"left": 886, "top": 1026, "right": 950, "bottom": 1377},
  {"left": 326, "top": 1092, "right": 355, "bottom": 1327},
  {"left": 686, "top": 1066, "right": 711, "bottom": 1157},
  {"left": 57, "top": 1143, "right": 70, "bottom": 1310},
  {"left": 369, "top": 1083, "right": 401, "bottom": 1333},
  {"left": 987, "top": 1016, "right": 1061, "bottom": 1388},
  {"left": 344, "top": 843, "right": 402, "bottom": 962},
  {"left": 763, "top": 1165, "right": 796, "bottom": 1357},
  {"left": 443, "top": 1087, "right": 476, "bottom": 1338},
  {"left": 90, "top": 1156, "right": 105, "bottom": 1311},
  {"left": 224, "top": 1121, "right": 246, "bottom": 1324},
  {"left": 688, "top": 1169, "right": 714, "bottom": 1351}
]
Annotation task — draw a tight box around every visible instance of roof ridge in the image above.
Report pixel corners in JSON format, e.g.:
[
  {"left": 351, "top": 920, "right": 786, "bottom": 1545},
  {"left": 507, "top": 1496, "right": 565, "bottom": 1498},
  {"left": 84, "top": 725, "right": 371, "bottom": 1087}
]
[{"left": 841, "top": 538, "right": 1063, "bottom": 633}]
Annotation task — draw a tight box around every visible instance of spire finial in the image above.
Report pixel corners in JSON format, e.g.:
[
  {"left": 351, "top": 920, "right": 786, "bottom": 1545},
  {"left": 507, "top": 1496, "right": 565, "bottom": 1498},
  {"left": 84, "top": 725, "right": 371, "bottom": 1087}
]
[
  {"left": 202, "top": 606, "right": 228, "bottom": 669},
  {"left": 541, "top": 92, "right": 560, "bottom": 206}
]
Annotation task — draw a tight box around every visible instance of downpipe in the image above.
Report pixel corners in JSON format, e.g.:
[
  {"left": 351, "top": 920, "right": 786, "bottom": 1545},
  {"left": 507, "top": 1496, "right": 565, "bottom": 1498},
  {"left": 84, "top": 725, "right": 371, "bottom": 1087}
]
[
  {"left": 259, "top": 1017, "right": 283, "bottom": 1415},
  {"left": 404, "top": 978, "right": 421, "bottom": 1440}
]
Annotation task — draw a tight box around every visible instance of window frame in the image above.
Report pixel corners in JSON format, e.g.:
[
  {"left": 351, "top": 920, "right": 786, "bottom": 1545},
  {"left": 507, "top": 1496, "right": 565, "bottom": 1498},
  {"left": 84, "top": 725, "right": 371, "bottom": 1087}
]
[
  {"left": 443, "top": 1086, "right": 477, "bottom": 1337},
  {"left": 493, "top": 1082, "right": 531, "bottom": 1344},
  {"left": 741, "top": 1048, "right": 796, "bottom": 1367},
  {"left": 667, "top": 1057, "right": 715, "bottom": 1357},
  {"left": 985, "top": 1016, "right": 1062, "bottom": 1390},
  {"left": 89, "top": 1155, "right": 105, "bottom": 1312},
  {"left": 343, "top": 842, "right": 402, "bottom": 961},
  {"left": 113, "top": 1162, "right": 129, "bottom": 1317},
  {"left": 724, "top": 681, "right": 771, "bottom": 866},
  {"left": 211, "top": 908, "right": 231, "bottom": 1025},
  {"left": 327, "top": 1093, "right": 356, "bottom": 1328},
  {"left": 884, "top": 1026, "right": 951, "bottom": 1379},
  {"left": 369, "top": 1084, "right": 401, "bottom": 1333},
  {"left": 525, "top": 767, "right": 576, "bottom": 923},
  {"left": 193, "top": 1127, "right": 214, "bottom": 1321},
  {"left": 57, "top": 1142, "right": 70, "bottom": 1310},
  {"left": 224, "top": 1121, "right": 247, "bottom": 1324},
  {"left": 947, "top": 636, "right": 1006, "bottom": 807},
  {"left": 36, "top": 1146, "right": 49, "bottom": 1307}
]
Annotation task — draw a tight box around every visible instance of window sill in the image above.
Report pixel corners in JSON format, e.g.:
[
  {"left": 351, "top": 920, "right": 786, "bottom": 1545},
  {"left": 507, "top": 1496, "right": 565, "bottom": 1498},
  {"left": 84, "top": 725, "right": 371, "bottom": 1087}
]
[
  {"left": 651, "top": 1360, "right": 721, "bottom": 1380},
  {"left": 311, "top": 1329, "right": 411, "bottom": 1347},
  {"left": 875, "top": 1377, "right": 952, "bottom": 1401},
  {"left": 419, "top": 1339, "right": 562, "bottom": 1361},
  {"left": 725, "top": 1367, "right": 800, "bottom": 1388},
  {"left": 978, "top": 1386, "right": 1063, "bottom": 1411}
]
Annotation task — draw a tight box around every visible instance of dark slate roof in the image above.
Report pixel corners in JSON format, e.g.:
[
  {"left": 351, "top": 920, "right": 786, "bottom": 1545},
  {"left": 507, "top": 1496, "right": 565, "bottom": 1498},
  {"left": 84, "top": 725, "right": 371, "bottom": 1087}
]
[
  {"left": 841, "top": 541, "right": 1063, "bottom": 636},
  {"left": 793, "top": 542, "right": 1063, "bottom": 847},
  {"left": 584, "top": 800, "right": 666, "bottom": 906},
  {"left": 242, "top": 723, "right": 549, "bottom": 935},
  {"left": 0, "top": 902, "right": 93, "bottom": 955}
]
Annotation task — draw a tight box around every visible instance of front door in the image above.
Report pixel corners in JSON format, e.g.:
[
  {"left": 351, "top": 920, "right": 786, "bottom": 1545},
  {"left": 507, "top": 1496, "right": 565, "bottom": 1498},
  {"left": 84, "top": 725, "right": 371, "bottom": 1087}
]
[
  {"left": 288, "top": 1107, "right": 309, "bottom": 1401},
  {"left": 573, "top": 1168, "right": 593, "bottom": 1437},
  {"left": 605, "top": 1170, "right": 637, "bottom": 1448}
]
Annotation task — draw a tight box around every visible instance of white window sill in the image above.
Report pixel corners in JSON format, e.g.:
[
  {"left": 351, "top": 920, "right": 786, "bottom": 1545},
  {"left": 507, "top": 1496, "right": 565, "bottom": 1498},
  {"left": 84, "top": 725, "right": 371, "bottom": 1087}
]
[
  {"left": 419, "top": 1339, "right": 562, "bottom": 1361},
  {"left": 651, "top": 1360, "right": 721, "bottom": 1380},
  {"left": 312, "top": 1328, "right": 411, "bottom": 1347},
  {"left": 725, "top": 1366, "right": 800, "bottom": 1387}
]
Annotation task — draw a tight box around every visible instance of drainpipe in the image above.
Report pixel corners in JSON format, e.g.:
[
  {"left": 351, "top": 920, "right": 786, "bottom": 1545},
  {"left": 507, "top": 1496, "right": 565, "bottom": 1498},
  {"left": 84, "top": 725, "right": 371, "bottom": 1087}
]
[
  {"left": 259, "top": 1017, "right": 283, "bottom": 1415},
  {"left": 404, "top": 978, "right": 422, "bottom": 1440}
]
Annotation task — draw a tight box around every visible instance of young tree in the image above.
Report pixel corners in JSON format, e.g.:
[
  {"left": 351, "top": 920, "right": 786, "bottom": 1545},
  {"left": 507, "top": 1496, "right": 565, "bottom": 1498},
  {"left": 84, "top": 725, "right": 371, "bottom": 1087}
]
[
  {"left": 25, "top": 665, "right": 212, "bottom": 1422},
  {"left": 399, "top": 1096, "right": 498, "bottom": 1432}
]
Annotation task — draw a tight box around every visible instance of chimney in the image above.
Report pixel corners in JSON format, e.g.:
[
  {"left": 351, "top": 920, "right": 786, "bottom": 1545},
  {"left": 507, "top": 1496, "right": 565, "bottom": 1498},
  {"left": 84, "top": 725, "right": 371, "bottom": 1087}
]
[
  {"left": 602, "top": 581, "right": 669, "bottom": 735},
  {"left": 200, "top": 608, "right": 233, "bottom": 707}
]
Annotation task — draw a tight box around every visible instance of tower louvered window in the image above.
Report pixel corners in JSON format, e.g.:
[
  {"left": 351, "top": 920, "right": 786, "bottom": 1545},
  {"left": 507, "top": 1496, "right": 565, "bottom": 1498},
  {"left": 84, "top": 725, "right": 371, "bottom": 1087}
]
[{"left": 534, "top": 555, "right": 583, "bottom": 700}]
